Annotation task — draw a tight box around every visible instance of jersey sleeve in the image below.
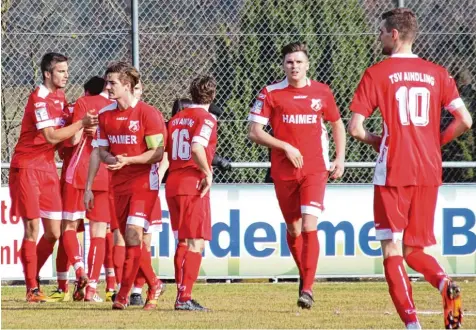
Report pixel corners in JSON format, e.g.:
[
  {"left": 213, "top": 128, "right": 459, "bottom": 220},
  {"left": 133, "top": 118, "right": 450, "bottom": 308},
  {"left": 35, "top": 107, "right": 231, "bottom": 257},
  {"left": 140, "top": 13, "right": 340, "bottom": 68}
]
[
  {"left": 97, "top": 113, "right": 109, "bottom": 147},
  {"left": 323, "top": 86, "right": 341, "bottom": 122},
  {"left": 32, "top": 94, "right": 57, "bottom": 130},
  {"left": 248, "top": 87, "right": 272, "bottom": 125},
  {"left": 143, "top": 106, "right": 166, "bottom": 149},
  {"left": 191, "top": 114, "right": 216, "bottom": 148},
  {"left": 71, "top": 98, "right": 88, "bottom": 123},
  {"left": 441, "top": 69, "right": 465, "bottom": 112},
  {"left": 349, "top": 70, "right": 378, "bottom": 118}
]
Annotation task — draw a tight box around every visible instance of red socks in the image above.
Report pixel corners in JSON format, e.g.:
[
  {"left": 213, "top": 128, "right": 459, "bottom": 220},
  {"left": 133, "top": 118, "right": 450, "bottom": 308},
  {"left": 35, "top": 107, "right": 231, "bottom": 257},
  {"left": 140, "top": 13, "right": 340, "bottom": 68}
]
[
  {"left": 384, "top": 256, "right": 419, "bottom": 326},
  {"left": 405, "top": 247, "right": 447, "bottom": 289},
  {"left": 36, "top": 235, "right": 55, "bottom": 276},
  {"left": 62, "top": 230, "right": 85, "bottom": 278},
  {"left": 138, "top": 244, "right": 156, "bottom": 287},
  {"left": 178, "top": 251, "right": 202, "bottom": 302},
  {"left": 174, "top": 242, "right": 188, "bottom": 286},
  {"left": 21, "top": 239, "right": 37, "bottom": 290},
  {"left": 301, "top": 231, "right": 319, "bottom": 293},
  {"left": 117, "top": 245, "right": 142, "bottom": 300},
  {"left": 104, "top": 232, "right": 115, "bottom": 291},
  {"left": 87, "top": 237, "right": 106, "bottom": 286},
  {"left": 56, "top": 237, "right": 70, "bottom": 292},
  {"left": 286, "top": 232, "right": 303, "bottom": 277},
  {"left": 113, "top": 245, "right": 126, "bottom": 285}
]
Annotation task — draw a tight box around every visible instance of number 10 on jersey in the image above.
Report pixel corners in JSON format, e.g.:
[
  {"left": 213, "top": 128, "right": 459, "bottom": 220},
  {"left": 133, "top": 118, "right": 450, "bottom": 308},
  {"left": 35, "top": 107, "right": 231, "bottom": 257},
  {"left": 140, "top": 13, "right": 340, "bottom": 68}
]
[{"left": 396, "top": 86, "right": 430, "bottom": 126}]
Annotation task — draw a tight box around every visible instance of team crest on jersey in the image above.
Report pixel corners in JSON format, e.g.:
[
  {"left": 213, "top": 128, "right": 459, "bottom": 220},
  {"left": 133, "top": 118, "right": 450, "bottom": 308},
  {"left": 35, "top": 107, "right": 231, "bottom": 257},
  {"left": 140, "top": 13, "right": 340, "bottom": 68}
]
[
  {"left": 311, "top": 99, "right": 322, "bottom": 112},
  {"left": 129, "top": 120, "right": 140, "bottom": 133}
]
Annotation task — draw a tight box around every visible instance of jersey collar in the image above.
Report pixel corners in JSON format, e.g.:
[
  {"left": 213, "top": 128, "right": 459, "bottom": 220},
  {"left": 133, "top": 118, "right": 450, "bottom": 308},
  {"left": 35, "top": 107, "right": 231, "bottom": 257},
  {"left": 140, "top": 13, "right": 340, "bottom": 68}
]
[
  {"left": 390, "top": 53, "right": 419, "bottom": 58},
  {"left": 189, "top": 104, "right": 209, "bottom": 112}
]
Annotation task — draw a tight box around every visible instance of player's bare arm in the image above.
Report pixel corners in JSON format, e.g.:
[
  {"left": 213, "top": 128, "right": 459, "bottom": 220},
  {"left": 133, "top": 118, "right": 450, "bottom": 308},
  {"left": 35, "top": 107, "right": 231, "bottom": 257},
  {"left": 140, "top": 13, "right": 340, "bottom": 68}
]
[
  {"left": 347, "top": 113, "right": 382, "bottom": 152},
  {"left": 328, "top": 118, "right": 346, "bottom": 179},
  {"left": 248, "top": 122, "right": 303, "bottom": 168},
  {"left": 191, "top": 143, "right": 213, "bottom": 198},
  {"left": 84, "top": 147, "right": 101, "bottom": 211},
  {"left": 98, "top": 145, "right": 118, "bottom": 165},
  {"left": 157, "top": 152, "right": 169, "bottom": 184},
  {"left": 42, "top": 112, "right": 98, "bottom": 145},
  {"left": 440, "top": 106, "right": 473, "bottom": 146}
]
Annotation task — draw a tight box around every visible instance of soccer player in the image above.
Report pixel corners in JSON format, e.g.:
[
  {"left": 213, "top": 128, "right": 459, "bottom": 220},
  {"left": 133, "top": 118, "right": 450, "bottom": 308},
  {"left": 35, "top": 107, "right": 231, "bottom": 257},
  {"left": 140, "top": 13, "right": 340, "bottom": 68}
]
[
  {"left": 96, "top": 62, "right": 166, "bottom": 310},
  {"left": 247, "top": 42, "right": 346, "bottom": 309},
  {"left": 166, "top": 75, "right": 218, "bottom": 311},
  {"left": 48, "top": 76, "right": 106, "bottom": 302},
  {"left": 9, "top": 52, "right": 97, "bottom": 302},
  {"left": 60, "top": 76, "right": 116, "bottom": 302},
  {"left": 348, "top": 8, "right": 472, "bottom": 329}
]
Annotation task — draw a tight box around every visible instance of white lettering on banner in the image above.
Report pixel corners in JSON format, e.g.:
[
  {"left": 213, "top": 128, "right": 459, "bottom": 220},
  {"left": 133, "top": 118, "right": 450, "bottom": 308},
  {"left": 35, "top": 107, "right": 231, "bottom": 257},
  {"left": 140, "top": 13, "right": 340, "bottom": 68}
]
[
  {"left": 282, "top": 114, "right": 317, "bottom": 124},
  {"left": 1, "top": 188, "right": 53, "bottom": 279},
  {"left": 2, "top": 186, "right": 475, "bottom": 280},
  {"left": 107, "top": 135, "right": 138, "bottom": 145}
]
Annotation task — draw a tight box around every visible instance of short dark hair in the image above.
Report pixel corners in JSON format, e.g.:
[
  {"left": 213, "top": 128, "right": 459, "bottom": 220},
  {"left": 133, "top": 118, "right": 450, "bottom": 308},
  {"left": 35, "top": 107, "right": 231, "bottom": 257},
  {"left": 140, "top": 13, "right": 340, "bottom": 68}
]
[
  {"left": 171, "top": 98, "right": 193, "bottom": 117},
  {"left": 40, "top": 52, "right": 68, "bottom": 80},
  {"left": 104, "top": 61, "right": 140, "bottom": 90},
  {"left": 83, "top": 76, "right": 105, "bottom": 96},
  {"left": 381, "top": 8, "right": 418, "bottom": 42},
  {"left": 281, "top": 42, "right": 309, "bottom": 61},
  {"left": 189, "top": 75, "right": 216, "bottom": 105}
]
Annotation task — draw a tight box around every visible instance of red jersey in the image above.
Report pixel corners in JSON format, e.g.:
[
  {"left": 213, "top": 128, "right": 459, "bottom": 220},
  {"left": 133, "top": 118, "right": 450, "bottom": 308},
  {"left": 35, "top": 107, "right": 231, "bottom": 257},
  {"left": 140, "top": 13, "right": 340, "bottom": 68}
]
[
  {"left": 97, "top": 101, "right": 167, "bottom": 195},
  {"left": 349, "top": 54, "right": 463, "bottom": 186},
  {"left": 248, "top": 78, "right": 341, "bottom": 181},
  {"left": 66, "top": 93, "right": 115, "bottom": 191},
  {"left": 11, "top": 85, "right": 67, "bottom": 173},
  {"left": 58, "top": 102, "right": 76, "bottom": 183},
  {"left": 166, "top": 106, "right": 218, "bottom": 197}
]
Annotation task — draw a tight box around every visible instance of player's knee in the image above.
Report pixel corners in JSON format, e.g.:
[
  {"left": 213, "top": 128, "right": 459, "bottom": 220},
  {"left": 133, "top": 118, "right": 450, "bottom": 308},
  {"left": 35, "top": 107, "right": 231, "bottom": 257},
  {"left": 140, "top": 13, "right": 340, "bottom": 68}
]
[
  {"left": 381, "top": 240, "right": 402, "bottom": 259},
  {"left": 286, "top": 219, "right": 302, "bottom": 237},
  {"left": 187, "top": 238, "right": 204, "bottom": 253},
  {"left": 143, "top": 234, "right": 152, "bottom": 251},
  {"left": 125, "top": 225, "right": 142, "bottom": 246},
  {"left": 23, "top": 221, "right": 39, "bottom": 241},
  {"left": 403, "top": 245, "right": 423, "bottom": 260},
  {"left": 90, "top": 222, "right": 107, "bottom": 238},
  {"left": 44, "top": 230, "right": 61, "bottom": 242},
  {"left": 62, "top": 220, "right": 78, "bottom": 232}
]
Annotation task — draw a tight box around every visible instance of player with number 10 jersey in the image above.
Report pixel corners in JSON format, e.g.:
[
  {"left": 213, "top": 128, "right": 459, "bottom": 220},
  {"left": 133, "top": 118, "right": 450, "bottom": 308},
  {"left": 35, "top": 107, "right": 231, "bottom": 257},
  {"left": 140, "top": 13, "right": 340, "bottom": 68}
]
[{"left": 350, "top": 54, "right": 463, "bottom": 187}]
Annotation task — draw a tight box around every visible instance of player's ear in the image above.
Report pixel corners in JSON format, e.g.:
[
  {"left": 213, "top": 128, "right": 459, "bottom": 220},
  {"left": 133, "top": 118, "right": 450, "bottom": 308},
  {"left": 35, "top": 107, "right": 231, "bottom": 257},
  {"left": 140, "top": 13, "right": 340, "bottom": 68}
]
[
  {"left": 44, "top": 71, "right": 51, "bottom": 80},
  {"left": 392, "top": 28, "right": 399, "bottom": 41}
]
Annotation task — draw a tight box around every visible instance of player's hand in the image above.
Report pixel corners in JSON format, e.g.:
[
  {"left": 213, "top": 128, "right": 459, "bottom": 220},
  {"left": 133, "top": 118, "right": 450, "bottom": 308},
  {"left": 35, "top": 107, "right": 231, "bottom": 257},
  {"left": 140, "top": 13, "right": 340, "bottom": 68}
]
[
  {"left": 84, "top": 189, "right": 94, "bottom": 211},
  {"left": 84, "top": 126, "right": 97, "bottom": 137},
  {"left": 371, "top": 136, "right": 382, "bottom": 153},
  {"left": 329, "top": 157, "right": 345, "bottom": 179},
  {"left": 198, "top": 172, "right": 213, "bottom": 198},
  {"left": 107, "top": 154, "right": 129, "bottom": 170},
  {"left": 82, "top": 111, "right": 99, "bottom": 127},
  {"left": 284, "top": 143, "right": 303, "bottom": 168}
]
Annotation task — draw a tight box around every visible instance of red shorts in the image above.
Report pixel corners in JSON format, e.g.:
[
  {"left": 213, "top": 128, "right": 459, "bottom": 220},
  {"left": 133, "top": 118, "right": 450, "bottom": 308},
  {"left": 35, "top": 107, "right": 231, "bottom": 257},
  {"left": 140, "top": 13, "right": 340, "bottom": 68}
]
[
  {"left": 167, "top": 195, "right": 211, "bottom": 241},
  {"left": 62, "top": 183, "right": 110, "bottom": 223},
  {"left": 273, "top": 172, "right": 327, "bottom": 223},
  {"left": 374, "top": 185, "right": 438, "bottom": 248},
  {"left": 114, "top": 191, "right": 162, "bottom": 235},
  {"left": 9, "top": 168, "right": 62, "bottom": 220}
]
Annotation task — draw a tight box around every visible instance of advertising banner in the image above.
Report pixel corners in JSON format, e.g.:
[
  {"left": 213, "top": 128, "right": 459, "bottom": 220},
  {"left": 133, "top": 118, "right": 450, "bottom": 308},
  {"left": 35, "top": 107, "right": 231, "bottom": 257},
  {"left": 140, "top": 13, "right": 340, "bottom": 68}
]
[{"left": 1, "top": 185, "right": 475, "bottom": 280}]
